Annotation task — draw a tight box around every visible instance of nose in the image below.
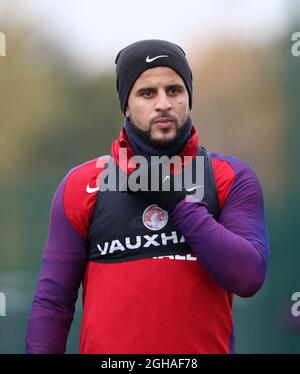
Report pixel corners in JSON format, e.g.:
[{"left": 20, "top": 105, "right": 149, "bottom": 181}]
[{"left": 154, "top": 90, "right": 172, "bottom": 112}]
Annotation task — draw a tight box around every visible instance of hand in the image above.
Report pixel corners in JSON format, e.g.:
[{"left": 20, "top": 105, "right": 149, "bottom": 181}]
[{"left": 125, "top": 160, "right": 189, "bottom": 212}]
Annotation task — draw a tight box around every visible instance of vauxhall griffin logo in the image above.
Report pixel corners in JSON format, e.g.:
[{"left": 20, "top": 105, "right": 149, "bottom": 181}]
[{"left": 142, "top": 204, "right": 168, "bottom": 231}]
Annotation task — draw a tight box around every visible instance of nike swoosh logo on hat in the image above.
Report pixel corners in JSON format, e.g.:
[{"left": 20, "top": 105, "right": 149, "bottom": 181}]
[
  {"left": 86, "top": 184, "right": 99, "bottom": 193},
  {"left": 146, "top": 55, "right": 168, "bottom": 63}
]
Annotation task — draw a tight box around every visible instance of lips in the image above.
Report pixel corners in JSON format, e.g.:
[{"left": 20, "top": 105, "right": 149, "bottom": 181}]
[
  {"left": 154, "top": 118, "right": 174, "bottom": 129},
  {"left": 155, "top": 117, "right": 173, "bottom": 123}
]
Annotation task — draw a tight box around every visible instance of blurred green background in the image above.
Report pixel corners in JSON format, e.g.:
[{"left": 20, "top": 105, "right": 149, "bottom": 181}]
[{"left": 0, "top": 0, "right": 300, "bottom": 353}]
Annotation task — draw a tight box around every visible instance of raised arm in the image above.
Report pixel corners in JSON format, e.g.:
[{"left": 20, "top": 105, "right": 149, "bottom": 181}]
[{"left": 171, "top": 161, "right": 269, "bottom": 297}]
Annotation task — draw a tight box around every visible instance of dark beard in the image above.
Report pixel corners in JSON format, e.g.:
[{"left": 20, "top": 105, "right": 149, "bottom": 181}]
[{"left": 130, "top": 119, "right": 188, "bottom": 150}]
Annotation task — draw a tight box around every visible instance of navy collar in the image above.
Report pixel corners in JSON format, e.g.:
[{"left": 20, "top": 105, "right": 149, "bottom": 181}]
[{"left": 124, "top": 116, "right": 192, "bottom": 161}]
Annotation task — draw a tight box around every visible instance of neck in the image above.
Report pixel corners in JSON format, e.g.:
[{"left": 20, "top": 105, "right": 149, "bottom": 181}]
[{"left": 124, "top": 116, "right": 192, "bottom": 161}]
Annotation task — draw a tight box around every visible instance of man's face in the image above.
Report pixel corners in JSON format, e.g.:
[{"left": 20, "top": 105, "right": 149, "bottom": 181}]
[{"left": 125, "top": 66, "right": 190, "bottom": 149}]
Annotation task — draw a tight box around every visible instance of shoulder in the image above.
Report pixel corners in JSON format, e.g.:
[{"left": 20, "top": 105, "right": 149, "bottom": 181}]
[
  {"left": 60, "top": 155, "right": 110, "bottom": 238},
  {"left": 209, "top": 151, "right": 262, "bottom": 208}
]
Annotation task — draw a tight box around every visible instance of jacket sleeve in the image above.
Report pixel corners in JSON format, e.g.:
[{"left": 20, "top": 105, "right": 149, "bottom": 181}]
[
  {"left": 170, "top": 161, "right": 269, "bottom": 297},
  {"left": 25, "top": 174, "right": 87, "bottom": 353}
]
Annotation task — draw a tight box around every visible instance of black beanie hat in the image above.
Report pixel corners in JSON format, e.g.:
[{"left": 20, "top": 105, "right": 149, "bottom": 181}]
[{"left": 115, "top": 39, "right": 193, "bottom": 114}]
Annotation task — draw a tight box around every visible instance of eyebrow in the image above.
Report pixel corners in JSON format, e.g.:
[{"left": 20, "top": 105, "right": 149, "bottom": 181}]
[{"left": 135, "top": 83, "right": 185, "bottom": 95}]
